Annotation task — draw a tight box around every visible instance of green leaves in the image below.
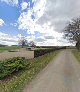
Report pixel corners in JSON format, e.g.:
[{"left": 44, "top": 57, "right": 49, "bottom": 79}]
[
  {"left": 0, "top": 57, "right": 27, "bottom": 79},
  {"left": 34, "top": 48, "right": 57, "bottom": 57}
]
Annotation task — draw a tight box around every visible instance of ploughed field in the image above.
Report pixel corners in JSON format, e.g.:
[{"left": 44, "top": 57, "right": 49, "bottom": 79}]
[{"left": 0, "top": 46, "right": 34, "bottom": 60}]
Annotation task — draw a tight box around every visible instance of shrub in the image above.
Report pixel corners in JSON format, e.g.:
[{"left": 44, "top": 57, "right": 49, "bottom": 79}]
[
  {"left": 0, "top": 57, "right": 28, "bottom": 79},
  {"left": 34, "top": 48, "right": 56, "bottom": 57},
  {"left": 34, "top": 47, "right": 66, "bottom": 57}
]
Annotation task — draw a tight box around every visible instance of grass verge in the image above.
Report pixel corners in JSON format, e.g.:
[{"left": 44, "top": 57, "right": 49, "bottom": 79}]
[
  {"left": 72, "top": 49, "right": 80, "bottom": 62},
  {"left": 0, "top": 50, "right": 59, "bottom": 92}
]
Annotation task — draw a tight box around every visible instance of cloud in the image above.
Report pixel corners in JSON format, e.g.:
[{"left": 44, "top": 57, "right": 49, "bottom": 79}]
[
  {"left": 21, "top": 2, "right": 29, "bottom": 11},
  {"left": 34, "top": 32, "right": 66, "bottom": 46},
  {"left": 0, "top": 0, "right": 18, "bottom": 6},
  {"left": 35, "top": 36, "right": 46, "bottom": 42},
  {"left": 18, "top": 0, "right": 80, "bottom": 46},
  {"left": 33, "top": 0, "right": 46, "bottom": 19},
  {"left": 18, "top": 0, "right": 47, "bottom": 34},
  {"left": 17, "top": 0, "right": 68, "bottom": 46},
  {"left": 38, "top": 0, "right": 80, "bottom": 32},
  {"left": 18, "top": 11, "right": 36, "bottom": 34},
  {"left": 10, "top": 23, "right": 17, "bottom": 27},
  {"left": 0, "top": 32, "right": 36, "bottom": 46},
  {"left": 0, "top": 19, "right": 4, "bottom": 26},
  {"left": 0, "top": 32, "right": 19, "bottom": 46},
  {"left": 36, "top": 38, "right": 74, "bottom": 46},
  {"left": 0, "top": 32, "right": 73, "bottom": 46},
  {"left": 44, "top": 36, "right": 54, "bottom": 39}
]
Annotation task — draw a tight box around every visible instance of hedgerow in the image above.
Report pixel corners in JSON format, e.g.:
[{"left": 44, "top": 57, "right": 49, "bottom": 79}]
[{"left": 0, "top": 57, "right": 29, "bottom": 79}]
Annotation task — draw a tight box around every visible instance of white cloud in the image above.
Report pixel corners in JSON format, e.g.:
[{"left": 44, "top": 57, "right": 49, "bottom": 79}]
[
  {"left": 33, "top": 0, "right": 46, "bottom": 19},
  {"left": 0, "top": 32, "right": 19, "bottom": 46},
  {"left": 18, "top": 11, "right": 36, "bottom": 34},
  {"left": 18, "top": 0, "right": 78, "bottom": 46},
  {"left": 0, "top": 31, "right": 74, "bottom": 46},
  {"left": 0, "top": 32, "right": 36, "bottom": 46},
  {"left": 34, "top": 31, "right": 66, "bottom": 46},
  {"left": 10, "top": 23, "right": 17, "bottom": 27},
  {"left": 0, "top": 19, "right": 4, "bottom": 26},
  {"left": 35, "top": 36, "right": 46, "bottom": 42},
  {"left": 0, "top": 0, "right": 18, "bottom": 6},
  {"left": 18, "top": 0, "right": 68, "bottom": 46},
  {"left": 21, "top": 2, "right": 28, "bottom": 11},
  {"left": 36, "top": 38, "right": 74, "bottom": 46},
  {"left": 18, "top": 0, "right": 47, "bottom": 34},
  {"left": 38, "top": 0, "right": 80, "bottom": 31}
]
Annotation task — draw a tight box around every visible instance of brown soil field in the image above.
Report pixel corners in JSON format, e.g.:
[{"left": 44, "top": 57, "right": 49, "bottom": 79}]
[{"left": 0, "top": 48, "right": 34, "bottom": 60}]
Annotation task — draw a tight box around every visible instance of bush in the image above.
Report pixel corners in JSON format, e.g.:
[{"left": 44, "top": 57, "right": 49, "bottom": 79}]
[
  {"left": 34, "top": 48, "right": 57, "bottom": 57},
  {"left": 34, "top": 47, "right": 66, "bottom": 57},
  {"left": 0, "top": 57, "right": 28, "bottom": 79}
]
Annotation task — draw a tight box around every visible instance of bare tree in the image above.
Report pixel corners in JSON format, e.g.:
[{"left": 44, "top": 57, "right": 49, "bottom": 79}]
[
  {"left": 28, "top": 41, "right": 36, "bottom": 47},
  {"left": 64, "top": 17, "right": 80, "bottom": 50},
  {"left": 18, "top": 37, "right": 28, "bottom": 48}
]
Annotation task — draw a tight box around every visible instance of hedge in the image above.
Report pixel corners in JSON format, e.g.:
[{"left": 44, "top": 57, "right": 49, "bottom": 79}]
[
  {"left": 0, "top": 57, "right": 30, "bottom": 79},
  {"left": 34, "top": 48, "right": 56, "bottom": 57},
  {"left": 34, "top": 47, "right": 66, "bottom": 57}
]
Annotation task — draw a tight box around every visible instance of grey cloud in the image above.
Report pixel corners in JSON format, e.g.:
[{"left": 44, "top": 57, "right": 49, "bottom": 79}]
[
  {"left": 0, "top": 39, "right": 17, "bottom": 42},
  {"left": 37, "top": 0, "right": 80, "bottom": 32},
  {"left": 44, "top": 36, "right": 54, "bottom": 39},
  {"left": 35, "top": 38, "right": 46, "bottom": 42}
]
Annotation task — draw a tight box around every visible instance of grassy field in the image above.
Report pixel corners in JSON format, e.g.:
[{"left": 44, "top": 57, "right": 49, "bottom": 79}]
[
  {"left": 0, "top": 46, "right": 50, "bottom": 52},
  {"left": 0, "top": 50, "right": 59, "bottom": 92},
  {"left": 0, "top": 46, "right": 21, "bottom": 52},
  {"left": 72, "top": 49, "right": 80, "bottom": 62}
]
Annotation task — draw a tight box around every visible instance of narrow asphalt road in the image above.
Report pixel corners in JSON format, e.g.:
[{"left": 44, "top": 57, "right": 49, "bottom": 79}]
[{"left": 23, "top": 50, "right": 80, "bottom": 92}]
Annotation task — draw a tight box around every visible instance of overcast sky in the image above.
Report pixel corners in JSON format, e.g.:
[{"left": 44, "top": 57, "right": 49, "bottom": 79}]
[{"left": 0, "top": 0, "right": 80, "bottom": 46}]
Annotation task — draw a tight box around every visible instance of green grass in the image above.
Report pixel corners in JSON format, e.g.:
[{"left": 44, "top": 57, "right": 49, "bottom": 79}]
[
  {"left": 0, "top": 50, "right": 59, "bottom": 92},
  {"left": 72, "top": 49, "right": 80, "bottom": 62},
  {"left": 0, "top": 46, "right": 21, "bottom": 52},
  {"left": 0, "top": 46, "right": 48, "bottom": 52}
]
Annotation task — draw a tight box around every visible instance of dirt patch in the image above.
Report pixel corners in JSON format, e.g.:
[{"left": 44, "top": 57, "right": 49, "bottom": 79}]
[{"left": 0, "top": 48, "right": 34, "bottom": 60}]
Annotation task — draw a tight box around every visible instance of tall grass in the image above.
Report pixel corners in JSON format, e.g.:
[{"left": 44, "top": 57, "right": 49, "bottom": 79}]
[{"left": 72, "top": 49, "right": 80, "bottom": 62}]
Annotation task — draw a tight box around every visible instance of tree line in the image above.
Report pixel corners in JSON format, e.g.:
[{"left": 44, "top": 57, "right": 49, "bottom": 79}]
[{"left": 19, "top": 37, "right": 36, "bottom": 48}]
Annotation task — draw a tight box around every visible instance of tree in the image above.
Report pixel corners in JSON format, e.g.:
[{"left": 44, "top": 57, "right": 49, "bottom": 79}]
[
  {"left": 64, "top": 17, "right": 80, "bottom": 50},
  {"left": 18, "top": 37, "right": 28, "bottom": 48},
  {"left": 28, "top": 41, "right": 36, "bottom": 47}
]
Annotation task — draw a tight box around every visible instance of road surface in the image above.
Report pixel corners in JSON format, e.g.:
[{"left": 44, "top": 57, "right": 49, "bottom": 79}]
[{"left": 23, "top": 50, "right": 80, "bottom": 92}]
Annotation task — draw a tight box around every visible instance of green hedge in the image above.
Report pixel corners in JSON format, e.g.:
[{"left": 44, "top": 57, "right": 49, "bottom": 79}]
[
  {"left": 34, "top": 47, "right": 66, "bottom": 57},
  {"left": 0, "top": 57, "right": 30, "bottom": 79},
  {"left": 34, "top": 48, "right": 55, "bottom": 57}
]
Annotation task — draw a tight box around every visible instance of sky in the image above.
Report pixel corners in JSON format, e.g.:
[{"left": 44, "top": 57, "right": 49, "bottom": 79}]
[{"left": 0, "top": 0, "right": 80, "bottom": 46}]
